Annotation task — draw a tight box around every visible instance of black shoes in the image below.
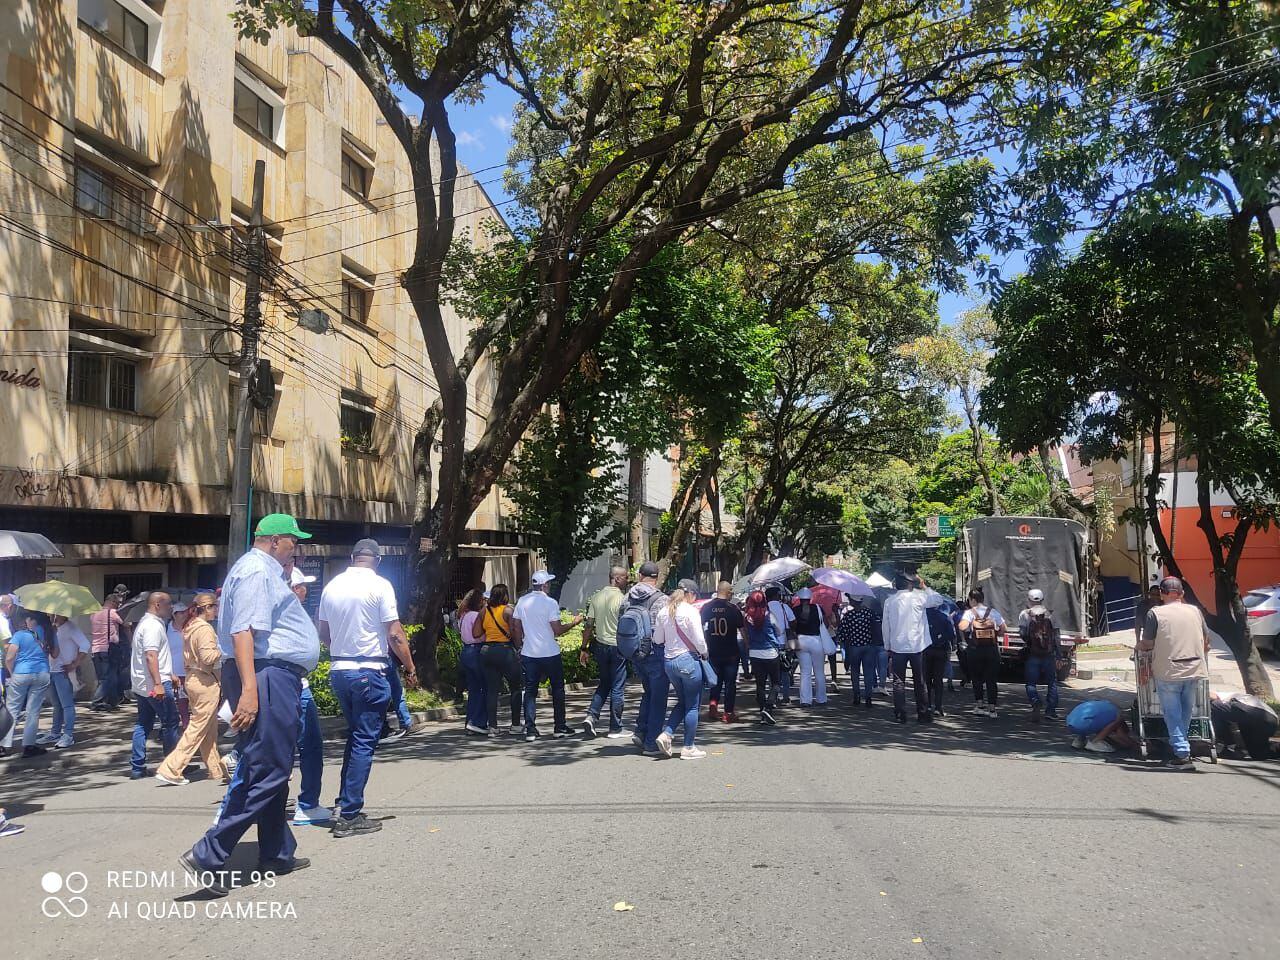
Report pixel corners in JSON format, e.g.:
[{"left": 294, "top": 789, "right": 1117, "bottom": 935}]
[
  {"left": 21, "top": 746, "right": 47, "bottom": 758},
  {"left": 524, "top": 726, "right": 540, "bottom": 742},
  {"left": 259, "top": 857, "right": 311, "bottom": 875},
  {"left": 332, "top": 813, "right": 383, "bottom": 838},
  {"left": 553, "top": 725, "right": 576, "bottom": 738},
  {"left": 178, "top": 850, "right": 230, "bottom": 896},
  {"left": 894, "top": 712, "right": 908, "bottom": 724}
]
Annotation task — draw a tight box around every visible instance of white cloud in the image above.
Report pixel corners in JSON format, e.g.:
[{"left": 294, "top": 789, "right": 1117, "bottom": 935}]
[
  {"left": 489, "top": 114, "right": 513, "bottom": 134},
  {"left": 457, "top": 130, "right": 482, "bottom": 148}
]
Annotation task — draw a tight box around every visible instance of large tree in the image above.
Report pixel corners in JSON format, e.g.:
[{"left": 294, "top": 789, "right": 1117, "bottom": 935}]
[
  {"left": 1005, "top": 1, "right": 1280, "bottom": 432},
  {"left": 983, "top": 212, "right": 1279, "bottom": 696},
  {"left": 238, "top": 0, "right": 1037, "bottom": 684}
]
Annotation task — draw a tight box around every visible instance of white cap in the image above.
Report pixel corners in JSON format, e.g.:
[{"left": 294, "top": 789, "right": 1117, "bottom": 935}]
[
  {"left": 1028, "top": 588, "right": 1044, "bottom": 602},
  {"left": 172, "top": 601, "right": 190, "bottom": 613},
  {"left": 531, "top": 571, "right": 555, "bottom": 586},
  {"left": 290, "top": 567, "right": 316, "bottom": 587},
  {"left": 796, "top": 587, "right": 812, "bottom": 600}
]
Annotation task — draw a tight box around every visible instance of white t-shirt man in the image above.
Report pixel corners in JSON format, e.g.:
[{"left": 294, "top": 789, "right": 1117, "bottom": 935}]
[
  {"left": 319, "top": 566, "right": 399, "bottom": 667},
  {"left": 768, "top": 599, "right": 795, "bottom": 640},
  {"left": 131, "top": 611, "right": 174, "bottom": 696},
  {"left": 52, "top": 621, "right": 90, "bottom": 674},
  {"left": 514, "top": 590, "right": 562, "bottom": 659}
]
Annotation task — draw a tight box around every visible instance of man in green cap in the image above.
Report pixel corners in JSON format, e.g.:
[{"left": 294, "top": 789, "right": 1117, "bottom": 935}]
[{"left": 179, "top": 513, "right": 320, "bottom": 894}]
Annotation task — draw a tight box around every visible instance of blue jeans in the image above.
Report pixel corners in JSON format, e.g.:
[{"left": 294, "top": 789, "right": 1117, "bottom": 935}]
[
  {"left": 385, "top": 666, "right": 413, "bottom": 730},
  {"left": 588, "top": 644, "right": 628, "bottom": 731},
  {"left": 522, "top": 654, "right": 567, "bottom": 731},
  {"left": 876, "top": 647, "right": 889, "bottom": 688},
  {"left": 634, "top": 648, "right": 670, "bottom": 749},
  {"left": 846, "top": 645, "right": 879, "bottom": 702},
  {"left": 296, "top": 685, "right": 324, "bottom": 809},
  {"left": 49, "top": 670, "right": 77, "bottom": 738},
  {"left": 1024, "top": 656, "right": 1059, "bottom": 711},
  {"left": 197, "top": 661, "right": 303, "bottom": 869},
  {"left": 3, "top": 671, "right": 50, "bottom": 748},
  {"left": 131, "top": 681, "right": 180, "bottom": 773},
  {"left": 663, "top": 653, "right": 703, "bottom": 748},
  {"left": 331, "top": 668, "right": 392, "bottom": 819},
  {"left": 460, "top": 643, "right": 488, "bottom": 729},
  {"left": 1154, "top": 677, "right": 1198, "bottom": 759},
  {"left": 91, "top": 651, "right": 117, "bottom": 706}
]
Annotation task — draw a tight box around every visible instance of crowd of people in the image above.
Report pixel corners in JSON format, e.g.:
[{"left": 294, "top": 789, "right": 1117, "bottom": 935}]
[{"left": 1, "top": 523, "right": 1275, "bottom": 870}]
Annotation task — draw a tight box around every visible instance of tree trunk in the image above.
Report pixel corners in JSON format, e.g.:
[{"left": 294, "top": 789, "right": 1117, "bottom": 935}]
[
  {"left": 627, "top": 449, "right": 646, "bottom": 568},
  {"left": 1037, "top": 442, "right": 1088, "bottom": 525},
  {"left": 657, "top": 443, "right": 721, "bottom": 585},
  {"left": 961, "top": 381, "right": 1001, "bottom": 516},
  {"left": 1226, "top": 211, "right": 1280, "bottom": 438},
  {"left": 1193, "top": 475, "right": 1275, "bottom": 698}
]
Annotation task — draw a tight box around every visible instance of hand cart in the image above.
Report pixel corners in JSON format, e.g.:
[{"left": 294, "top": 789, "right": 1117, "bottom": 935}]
[{"left": 1132, "top": 648, "right": 1217, "bottom": 763}]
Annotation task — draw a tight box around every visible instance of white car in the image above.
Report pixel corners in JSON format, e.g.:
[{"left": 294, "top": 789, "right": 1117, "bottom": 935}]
[{"left": 1244, "top": 586, "right": 1280, "bottom": 653}]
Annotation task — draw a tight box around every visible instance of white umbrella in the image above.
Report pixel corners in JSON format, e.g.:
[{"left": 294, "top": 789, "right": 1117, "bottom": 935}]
[
  {"left": 865, "top": 571, "right": 892, "bottom": 588},
  {"left": 750, "top": 557, "right": 810, "bottom": 586},
  {"left": 811, "top": 567, "right": 874, "bottom": 599},
  {"left": 0, "top": 530, "right": 62, "bottom": 559}
]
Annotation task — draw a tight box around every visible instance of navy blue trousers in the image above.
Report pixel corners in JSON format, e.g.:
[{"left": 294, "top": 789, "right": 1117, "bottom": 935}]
[{"left": 195, "top": 661, "right": 302, "bottom": 870}]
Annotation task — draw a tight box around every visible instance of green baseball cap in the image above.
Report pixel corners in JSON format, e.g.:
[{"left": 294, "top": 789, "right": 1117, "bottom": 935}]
[{"left": 254, "top": 513, "right": 312, "bottom": 540}]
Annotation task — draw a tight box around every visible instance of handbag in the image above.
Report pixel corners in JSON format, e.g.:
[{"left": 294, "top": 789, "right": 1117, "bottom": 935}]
[
  {"left": 0, "top": 697, "right": 12, "bottom": 741},
  {"left": 673, "top": 618, "right": 717, "bottom": 687},
  {"left": 819, "top": 619, "right": 837, "bottom": 657}
]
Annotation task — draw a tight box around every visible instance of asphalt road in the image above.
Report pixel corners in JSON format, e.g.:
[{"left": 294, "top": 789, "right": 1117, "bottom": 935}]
[{"left": 2, "top": 678, "right": 1278, "bottom": 960}]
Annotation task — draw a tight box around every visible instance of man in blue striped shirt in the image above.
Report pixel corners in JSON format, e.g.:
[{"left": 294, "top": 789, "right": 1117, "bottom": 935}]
[{"left": 179, "top": 514, "right": 320, "bottom": 895}]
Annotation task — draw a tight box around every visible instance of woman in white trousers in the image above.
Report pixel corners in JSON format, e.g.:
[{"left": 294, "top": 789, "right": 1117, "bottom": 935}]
[{"left": 793, "top": 589, "right": 827, "bottom": 706}]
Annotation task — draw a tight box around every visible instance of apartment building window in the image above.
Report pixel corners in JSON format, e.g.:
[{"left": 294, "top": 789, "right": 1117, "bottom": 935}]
[
  {"left": 67, "top": 318, "right": 148, "bottom": 412},
  {"left": 341, "top": 265, "right": 375, "bottom": 328},
  {"left": 74, "top": 160, "right": 144, "bottom": 233},
  {"left": 80, "top": 0, "right": 149, "bottom": 62},
  {"left": 341, "top": 150, "right": 371, "bottom": 198},
  {"left": 339, "top": 390, "right": 376, "bottom": 454},
  {"left": 68, "top": 351, "right": 138, "bottom": 412},
  {"left": 234, "top": 79, "right": 275, "bottom": 141}
]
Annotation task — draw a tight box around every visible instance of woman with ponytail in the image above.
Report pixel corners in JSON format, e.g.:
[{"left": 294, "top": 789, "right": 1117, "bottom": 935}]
[
  {"left": 744, "top": 590, "right": 783, "bottom": 725},
  {"left": 653, "top": 580, "right": 709, "bottom": 759}
]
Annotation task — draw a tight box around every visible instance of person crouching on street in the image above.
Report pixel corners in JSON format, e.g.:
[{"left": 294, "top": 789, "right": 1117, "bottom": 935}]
[{"left": 319, "top": 538, "right": 418, "bottom": 836}]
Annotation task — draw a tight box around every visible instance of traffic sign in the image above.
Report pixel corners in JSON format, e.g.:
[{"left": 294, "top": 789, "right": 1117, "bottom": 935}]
[{"left": 926, "top": 515, "right": 955, "bottom": 538}]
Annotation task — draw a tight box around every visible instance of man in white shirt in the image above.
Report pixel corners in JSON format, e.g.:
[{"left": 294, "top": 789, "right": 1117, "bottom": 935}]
[
  {"left": 318, "top": 538, "right": 417, "bottom": 838},
  {"left": 47, "top": 614, "right": 89, "bottom": 748},
  {"left": 131, "top": 592, "right": 181, "bottom": 781},
  {"left": 882, "top": 573, "right": 945, "bottom": 725},
  {"left": 511, "top": 571, "right": 584, "bottom": 741}
]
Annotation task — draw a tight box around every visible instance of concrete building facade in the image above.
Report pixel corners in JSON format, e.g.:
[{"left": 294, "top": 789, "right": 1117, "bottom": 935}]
[{"left": 0, "top": 0, "right": 527, "bottom": 607}]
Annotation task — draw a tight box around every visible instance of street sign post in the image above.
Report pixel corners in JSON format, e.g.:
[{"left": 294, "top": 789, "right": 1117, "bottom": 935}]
[{"left": 926, "top": 515, "right": 955, "bottom": 539}]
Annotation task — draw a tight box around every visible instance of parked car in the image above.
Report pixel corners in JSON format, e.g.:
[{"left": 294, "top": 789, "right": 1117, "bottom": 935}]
[{"left": 1243, "top": 586, "right": 1280, "bottom": 654}]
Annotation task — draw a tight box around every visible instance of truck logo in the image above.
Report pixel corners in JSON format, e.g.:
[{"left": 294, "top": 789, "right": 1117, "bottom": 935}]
[{"left": 1018, "top": 523, "right": 1032, "bottom": 535}]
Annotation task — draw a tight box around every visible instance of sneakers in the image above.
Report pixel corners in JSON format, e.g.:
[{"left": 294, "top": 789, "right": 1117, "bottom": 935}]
[
  {"left": 508, "top": 723, "right": 524, "bottom": 737},
  {"left": 21, "top": 745, "right": 47, "bottom": 759},
  {"left": 464, "top": 722, "right": 487, "bottom": 736},
  {"left": 553, "top": 725, "right": 576, "bottom": 738},
  {"left": 759, "top": 709, "right": 776, "bottom": 725},
  {"left": 971, "top": 703, "right": 987, "bottom": 716},
  {"left": 331, "top": 813, "right": 383, "bottom": 838},
  {"left": 292, "top": 804, "right": 333, "bottom": 825},
  {"left": 1084, "top": 739, "right": 1116, "bottom": 754},
  {"left": 524, "top": 727, "right": 540, "bottom": 742},
  {"left": 154, "top": 771, "right": 189, "bottom": 786},
  {"left": 1168, "top": 755, "right": 1197, "bottom": 771},
  {"left": 894, "top": 712, "right": 907, "bottom": 724},
  {"left": 383, "top": 726, "right": 410, "bottom": 742},
  {"left": 178, "top": 850, "right": 229, "bottom": 896},
  {"left": 1043, "top": 710, "right": 1060, "bottom": 721},
  {"left": 606, "top": 729, "right": 630, "bottom": 739},
  {"left": 680, "top": 746, "right": 707, "bottom": 760},
  {"left": 1031, "top": 702, "right": 1042, "bottom": 724},
  {"left": 1070, "top": 734, "right": 1087, "bottom": 750},
  {"left": 35, "top": 732, "right": 57, "bottom": 745},
  {"left": 986, "top": 707, "right": 998, "bottom": 719},
  {"left": 655, "top": 731, "right": 674, "bottom": 757},
  {"left": 0, "top": 817, "right": 24, "bottom": 838},
  {"left": 707, "top": 703, "right": 720, "bottom": 721},
  {"left": 722, "top": 712, "right": 736, "bottom": 724},
  {"left": 631, "top": 733, "right": 644, "bottom": 749},
  {"left": 54, "top": 734, "right": 74, "bottom": 749},
  {"left": 582, "top": 716, "right": 598, "bottom": 739}
]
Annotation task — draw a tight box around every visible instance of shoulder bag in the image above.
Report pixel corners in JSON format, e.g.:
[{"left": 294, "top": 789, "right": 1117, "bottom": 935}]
[{"left": 673, "top": 616, "right": 717, "bottom": 688}]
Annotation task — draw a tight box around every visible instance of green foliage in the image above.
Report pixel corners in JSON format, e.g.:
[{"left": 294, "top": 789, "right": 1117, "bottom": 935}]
[{"left": 306, "top": 661, "right": 340, "bottom": 717}]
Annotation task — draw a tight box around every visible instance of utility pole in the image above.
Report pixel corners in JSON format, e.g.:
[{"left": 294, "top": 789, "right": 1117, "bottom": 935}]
[{"left": 227, "top": 160, "right": 266, "bottom": 565}]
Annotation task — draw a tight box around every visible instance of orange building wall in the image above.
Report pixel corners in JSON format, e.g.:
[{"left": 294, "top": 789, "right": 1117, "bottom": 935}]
[{"left": 1158, "top": 507, "right": 1280, "bottom": 612}]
